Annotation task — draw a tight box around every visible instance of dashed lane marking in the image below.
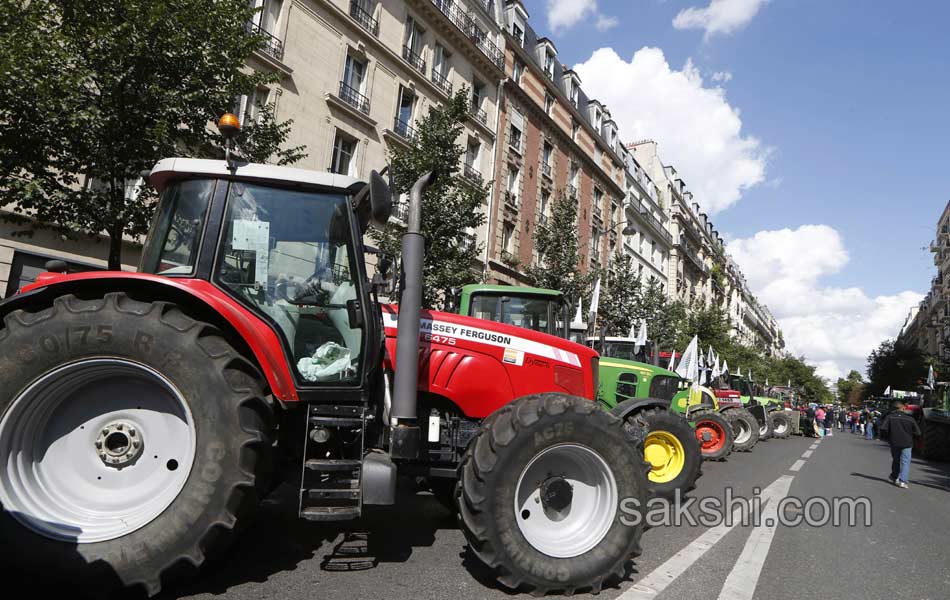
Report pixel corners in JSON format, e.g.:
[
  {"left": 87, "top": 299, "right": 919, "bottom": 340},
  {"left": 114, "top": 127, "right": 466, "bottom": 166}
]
[
  {"left": 789, "top": 459, "right": 806, "bottom": 472},
  {"left": 716, "top": 476, "right": 795, "bottom": 600},
  {"left": 802, "top": 450, "right": 813, "bottom": 458}
]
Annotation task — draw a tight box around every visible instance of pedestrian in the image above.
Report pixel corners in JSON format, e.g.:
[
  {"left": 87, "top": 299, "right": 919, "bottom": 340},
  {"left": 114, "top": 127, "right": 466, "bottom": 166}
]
[
  {"left": 815, "top": 406, "right": 826, "bottom": 438},
  {"left": 805, "top": 404, "right": 816, "bottom": 437},
  {"left": 880, "top": 401, "right": 921, "bottom": 488},
  {"left": 864, "top": 409, "right": 874, "bottom": 440},
  {"left": 858, "top": 410, "right": 867, "bottom": 435},
  {"left": 825, "top": 407, "right": 834, "bottom": 436},
  {"left": 838, "top": 409, "right": 847, "bottom": 431}
]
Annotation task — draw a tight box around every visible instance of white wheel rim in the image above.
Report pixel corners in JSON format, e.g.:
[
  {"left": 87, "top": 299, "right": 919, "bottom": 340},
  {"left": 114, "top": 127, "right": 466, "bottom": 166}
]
[
  {"left": 734, "top": 418, "right": 752, "bottom": 444},
  {"left": 514, "top": 443, "right": 618, "bottom": 558},
  {"left": 774, "top": 419, "right": 788, "bottom": 434},
  {"left": 759, "top": 422, "right": 769, "bottom": 436},
  {"left": 0, "top": 359, "right": 196, "bottom": 543}
]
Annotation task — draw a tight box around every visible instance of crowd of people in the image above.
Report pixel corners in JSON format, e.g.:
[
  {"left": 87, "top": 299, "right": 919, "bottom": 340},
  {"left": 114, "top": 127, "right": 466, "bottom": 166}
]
[{"left": 799, "top": 404, "right": 882, "bottom": 439}]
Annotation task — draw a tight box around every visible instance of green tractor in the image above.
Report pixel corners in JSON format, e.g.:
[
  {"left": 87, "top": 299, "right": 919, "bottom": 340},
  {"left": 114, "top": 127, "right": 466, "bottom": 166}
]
[
  {"left": 453, "top": 284, "right": 717, "bottom": 499},
  {"left": 724, "top": 374, "right": 792, "bottom": 440}
]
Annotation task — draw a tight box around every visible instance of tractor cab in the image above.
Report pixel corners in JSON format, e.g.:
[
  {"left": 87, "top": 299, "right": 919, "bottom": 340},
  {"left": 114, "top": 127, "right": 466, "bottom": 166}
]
[{"left": 457, "top": 284, "right": 569, "bottom": 338}]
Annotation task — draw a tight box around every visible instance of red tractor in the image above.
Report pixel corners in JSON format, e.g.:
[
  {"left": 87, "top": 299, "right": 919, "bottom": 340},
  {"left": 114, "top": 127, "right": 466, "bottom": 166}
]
[{"left": 0, "top": 139, "right": 651, "bottom": 595}]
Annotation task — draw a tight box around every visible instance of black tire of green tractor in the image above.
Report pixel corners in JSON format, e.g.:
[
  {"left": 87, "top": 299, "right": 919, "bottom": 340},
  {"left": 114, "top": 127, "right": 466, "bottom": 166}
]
[
  {"left": 769, "top": 411, "right": 791, "bottom": 439},
  {"left": 758, "top": 410, "right": 774, "bottom": 441},
  {"left": 457, "top": 393, "right": 649, "bottom": 595},
  {"left": 693, "top": 410, "right": 734, "bottom": 461},
  {"left": 723, "top": 408, "right": 760, "bottom": 452},
  {"left": 0, "top": 293, "right": 274, "bottom": 596},
  {"left": 921, "top": 417, "right": 950, "bottom": 461},
  {"left": 623, "top": 407, "right": 703, "bottom": 501}
]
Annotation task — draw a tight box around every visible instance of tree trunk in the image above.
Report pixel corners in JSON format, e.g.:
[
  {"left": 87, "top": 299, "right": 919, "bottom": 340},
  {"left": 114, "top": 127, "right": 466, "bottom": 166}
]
[{"left": 107, "top": 227, "right": 123, "bottom": 271}]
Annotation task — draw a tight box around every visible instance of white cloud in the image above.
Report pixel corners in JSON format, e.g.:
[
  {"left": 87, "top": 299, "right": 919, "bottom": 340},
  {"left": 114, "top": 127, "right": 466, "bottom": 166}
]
[
  {"left": 595, "top": 14, "right": 619, "bottom": 31},
  {"left": 711, "top": 70, "right": 733, "bottom": 82},
  {"left": 728, "top": 225, "right": 924, "bottom": 381},
  {"left": 547, "top": 0, "right": 617, "bottom": 33},
  {"left": 574, "top": 47, "right": 768, "bottom": 213},
  {"left": 673, "top": 0, "right": 769, "bottom": 38}
]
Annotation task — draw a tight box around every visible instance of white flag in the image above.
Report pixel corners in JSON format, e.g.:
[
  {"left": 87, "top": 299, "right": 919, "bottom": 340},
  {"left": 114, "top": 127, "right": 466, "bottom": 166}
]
[
  {"left": 668, "top": 349, "right": 676, "bottom": 371},
  {"left": 572, "top": 297, "right": 585, "bottom": 328},
  {"left": 722, "top": 360, "right": 729, "bottom": 376},
  {"left": 588, "top": 277, "right": 601, "bottom": 324},
  {"left": 628, "top": 321, "right": 637, "bottom": 339},
  {"left": 884, "top": 385, "right": 892, "bottom": 396},
  {"left": 635, "top": 320, "right": 648, "bottom": 348},
  {"left": 927, "top": 365, "right": 935, "bottom": 390},
  {"left": 711, "top": 355, "right": 721, "bottom": 380},
  {"left": 765, "top": 377, "right": 769, "bottom": 386},
  {"left": 787, "top": 379, "right": 791, "bottom": 388},
  {"left": 737, "top": 366, "right": 742, "bottom": 377},
  {"left": 675, "top": 335, "right": 699, "bottom": 382}
]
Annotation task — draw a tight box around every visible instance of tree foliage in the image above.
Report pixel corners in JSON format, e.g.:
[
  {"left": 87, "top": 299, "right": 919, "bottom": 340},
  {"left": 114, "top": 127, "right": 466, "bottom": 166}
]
[
  {"left": 835, "top": 370, "right": 865, "bottom": 403},
  {"left": 0, "top": 0, "right": 303, "bottom": 269},
  {"left": 373, "top": 88, "right": 487, "bottom": 309},
  {"left": 866, "top": 339, "right": 927, "bottom": 398},
  {"left": 527, "top": 188, "right": 595, "bottom": 305}
]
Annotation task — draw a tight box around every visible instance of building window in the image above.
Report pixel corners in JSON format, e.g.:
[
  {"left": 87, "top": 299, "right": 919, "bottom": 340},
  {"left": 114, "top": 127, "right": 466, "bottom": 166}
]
[
  {"left": 544, "top": 91, "right": 554, "bottom": 115},
  {"left": 541, "top": 142, "right": 553, "bottom": 176},
  {"left": 502, "top": 221, "right": 515, "bottom": 252},
  {"left": 236, "top": 87, "right": 270, "bottom": 125},
  {"left": 539, "top": 190, "right": 550, "bottom": 222},
  {"left": 569, "top": 81, "right": 579, "bottom": 107},
  {"left": 593, "top": 107, "right": 602, "bottom": 131},
  {"left": 512, "top": 59, "right": 524, "bottom": 84},
  {"left": 331, "top": 129, "right": 357, "bottom": 176},
  {"left": 543, "top": 50, "right": 555, "bottom": 77},
  {"left": 432, "top": 43, "right": 450, "bottom": 88},
  {"left": 465, "top": 139, "right": 480, "bottom": 168},
  {"left": 571, "top": 119, "right": 579, "bottom": 141},
  {"left": 509, "top": 123, "right": 522, "bottom": 151},
  {"left": 569, "top": 162, "right": 580, "bottom": 190},
  {"left": 512, "top": 22, "right": 524, "bottom": 46},
  {"left": 506, "top": 166, "right": 520, "bottom": 202},
  {"left": 395, "top": 85, "right": 415, "bottom": 129}
]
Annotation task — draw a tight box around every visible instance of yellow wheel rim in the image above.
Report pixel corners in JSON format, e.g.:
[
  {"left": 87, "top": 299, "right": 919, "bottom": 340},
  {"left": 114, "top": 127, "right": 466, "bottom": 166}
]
[{"left": 643, "top": 430, "right": 686, "bottom": 483}]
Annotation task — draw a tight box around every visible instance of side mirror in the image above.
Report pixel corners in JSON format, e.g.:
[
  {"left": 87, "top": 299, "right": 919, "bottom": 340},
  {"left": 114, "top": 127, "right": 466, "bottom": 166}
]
[
  {"left": 353, "top": 170, "right": 393, "bottom": 232},
  {"left": 45, "top": 260, "right": 68, "bottom": 274},
  {"left": 444, "top": 287, "right": 462, "bottom": 312}
]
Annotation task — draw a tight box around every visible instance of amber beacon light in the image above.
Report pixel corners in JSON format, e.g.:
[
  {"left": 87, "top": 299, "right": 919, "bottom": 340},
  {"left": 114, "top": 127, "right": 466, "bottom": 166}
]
[{"left": 217, "top": 112, "right": 241, "bottom": 140}]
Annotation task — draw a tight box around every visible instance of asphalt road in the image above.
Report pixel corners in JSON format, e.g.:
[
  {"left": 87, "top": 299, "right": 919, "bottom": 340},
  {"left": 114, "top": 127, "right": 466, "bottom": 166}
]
[{"left": 11, "top": 427, "right": 950, "bottom": 600}]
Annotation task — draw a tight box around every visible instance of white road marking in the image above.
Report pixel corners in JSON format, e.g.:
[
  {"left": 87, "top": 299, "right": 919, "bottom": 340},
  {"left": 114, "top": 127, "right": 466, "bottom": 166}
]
[
  {"left": 717, "top": 476, "right": 795, "bottom": 600},
  {"left": 801, "top": 450, "right": 813, "bottom": 458},
  {"left": 809, "top": 444, "right": 819, "bottom": 450},
  {"left": 789, "top": 459, "right": 806, "bottom": 472},
  {"left": 617, "top": 475, "right": 793, "bottom": 600}
]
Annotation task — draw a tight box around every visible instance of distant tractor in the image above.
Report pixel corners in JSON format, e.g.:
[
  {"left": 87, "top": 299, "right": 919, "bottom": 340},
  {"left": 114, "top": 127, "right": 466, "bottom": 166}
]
[
  {"left": 453, "top": 284, "right": 710, "bottom": 499},
  {"left": 914, "top": 385, "right": 950, "bottom": 461},
  {"left": 0, "top": 131, "right": 650, "bottom": 595},
  {"left": 720, "top": 374, "right": 792, "bottom": 441}
]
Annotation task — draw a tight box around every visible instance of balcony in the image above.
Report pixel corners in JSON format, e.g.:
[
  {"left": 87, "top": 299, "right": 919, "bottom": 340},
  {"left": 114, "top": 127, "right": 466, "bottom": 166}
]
[
  {"left": 677, "top": 241, "right": 707, "bottom": 275},
  {"left": 348, "top": 1, "right": 379, "bottom": 36},
  {"left": 566, "top": 184, "right": 578, "bottom": 198},
  {"left": 538, "top": 213, "right": 548, "bottom": 228},
  {"left": 337, "top": 81, "right": 370, "bottom": 115},
  {"left": 628, "top": 198, "right": 672, "bottom": 244},
  {"left": 402, "top": 45, "right": 426, "bottom": 74},
  {"left": 540, "top": 162, "right": 552, "bottom": 179},
  {"left": 463, "top": 163, "right": 482, "bottom": 185},
  {"left": 248, "top": 22, "right": 284, "bottom": 61},
  {"left": 431, "top": 69, "right": 452, "bottom": 95},
  {"left": 504, "top": 191, "right": 519, "bottom": 209},
  {"left": 391, "top": 201, "right": 410, "bottom": 224},
  {"left": 392, "top": 117, "right": 418, "bottom": 140},
  {"left": 469, "top": 101, "right": 488, "bottom": 127},
  {"left": 592, "top": 205, "right": 603, "bottom": 223},
  {"left": 428, "top": 0, "right": 505, "bottom": 71}
]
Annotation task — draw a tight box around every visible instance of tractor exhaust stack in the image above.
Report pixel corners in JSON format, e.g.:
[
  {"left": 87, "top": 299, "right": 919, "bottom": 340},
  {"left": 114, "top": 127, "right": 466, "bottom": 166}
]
[{"left": 390, "top": 171, "right": 436, "bottom": 459}]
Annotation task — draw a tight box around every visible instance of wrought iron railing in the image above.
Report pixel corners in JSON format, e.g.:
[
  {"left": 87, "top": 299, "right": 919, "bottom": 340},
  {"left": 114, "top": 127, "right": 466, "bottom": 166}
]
[
  {"left": 402, "top": 44, "right": 426, "bottom": 73},
  {"left": 504, "top": 191, "right": 519, "bottom": 208},
  {"left": 392, "top": 117, "right": 417, "bottom": 140},
  {"left": 338, "top": 81, "right": 370, "bottom": 115},
  {"left": 463, "top": 163, "right": 482, "bottom": 185},
  {"left": 348, "top": 1, "right": 379, "bottom": 36},
  {"left": 566, "top": 184, "right": 578, "bottom": 198},
  {"left": 540, "top": 162, "right": 552, "bottom": 179},
  {"left": 469, "top": 101, "right": 488, "bottom": 126},
  {"left": 248, "top": 22, "right": 284, "bottom": 61},
  {"left": 431, "top": 69, "right": 452, "bottom": 95},
  {"left": 391, "top": 201, "right": 410, "bottom": 223},
  {"left": 429, "top": 0, "right": 505, "bottom": 70}
]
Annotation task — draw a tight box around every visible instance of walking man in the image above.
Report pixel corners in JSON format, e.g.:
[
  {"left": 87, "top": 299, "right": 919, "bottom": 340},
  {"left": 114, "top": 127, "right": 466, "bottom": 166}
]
[
  {"left": 864, "top": 409, "right": 875, "bottom": 440},
  {"left": 880, "top": 401, "right": 920, "bottom": 489}
]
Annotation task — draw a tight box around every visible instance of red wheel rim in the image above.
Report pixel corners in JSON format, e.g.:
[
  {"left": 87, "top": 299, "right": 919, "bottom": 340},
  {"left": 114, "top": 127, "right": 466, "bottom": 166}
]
[{"left": 695, "top": 420, "right": 726, "bottom": 453}]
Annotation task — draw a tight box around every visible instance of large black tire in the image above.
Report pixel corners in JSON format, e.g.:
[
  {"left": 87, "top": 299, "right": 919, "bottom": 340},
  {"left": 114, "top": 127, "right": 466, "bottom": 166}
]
[
  {"left": 921, "top": 417, "right": 950, "bottom": 461},
  {"left": 0, "top": 293, "right": 274, "bottom": 596},
  {"left": 623, "top": 407, "right": 703, "bottom": 500},
  {"left": 692, "top": 410, "right": 734, "bottom": 461},
  {"left": 722, "top": 408, "right": 760, "bottom": 452},
  {"left": 769, "top": 411, "right": 791, "bottom": 439},
  {"left": 757, "top": 409, "right": 774, "bottom": 440},
  {"left": 458, "top": 393, "right": 648, "bottom": 595}
]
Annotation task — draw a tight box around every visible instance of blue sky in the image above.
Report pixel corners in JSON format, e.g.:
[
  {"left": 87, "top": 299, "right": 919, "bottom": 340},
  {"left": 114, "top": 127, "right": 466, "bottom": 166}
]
[{"left": 524, "top": 0, "right": 950, "bottom": 379}]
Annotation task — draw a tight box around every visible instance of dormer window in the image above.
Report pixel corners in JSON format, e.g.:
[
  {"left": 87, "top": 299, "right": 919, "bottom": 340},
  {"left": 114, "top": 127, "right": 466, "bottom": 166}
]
[
  {"left": 543, "top": 51, "right": 554, "bottom": 78},
  {"left": 511, "top": 22, "right": 524, "bottom": 46}
]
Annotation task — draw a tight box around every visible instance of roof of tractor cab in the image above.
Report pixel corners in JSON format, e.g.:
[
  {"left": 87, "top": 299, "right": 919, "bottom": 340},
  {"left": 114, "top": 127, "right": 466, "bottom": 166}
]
[
  {"left": 461, "top": 284, "right": 564, "bottom": 298},
  {"left": 149, "top": 158, "right": 362, "bottom": 193}
]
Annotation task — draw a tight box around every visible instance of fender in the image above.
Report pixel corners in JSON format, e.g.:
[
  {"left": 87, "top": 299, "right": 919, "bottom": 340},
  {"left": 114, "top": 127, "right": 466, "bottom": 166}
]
[
  {"left": 3, "top": 271, "right": 299, "bottom": 401},
  {"left": 609, "top": 397, "right": 672, "bottom": 421}
]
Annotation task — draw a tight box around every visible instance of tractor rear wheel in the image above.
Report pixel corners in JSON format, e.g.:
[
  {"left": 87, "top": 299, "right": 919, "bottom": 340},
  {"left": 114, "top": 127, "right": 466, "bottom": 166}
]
[
  {"left": 770, "top": 411, "right": 791, "bottom": 439},
  {"left": 458, "top": 393, "right": 648, "bottom": 595},
  {"left": 622, "top": 407, "right": 703, "bottom": 500},
  {"left": 723, "top": 408, "right": 760, "bottom": 452},
  {"left": 693, "top": 410, "right": 733, "bottom": 461},
  {"left": 758, "top": 410, "right": 774, "bottom": 440},
  {"left": 921, "top": 416, "right": 950, "bottom": 461},
  {"left": 0, "top": 293, "right": 274, "bottom": 596}
]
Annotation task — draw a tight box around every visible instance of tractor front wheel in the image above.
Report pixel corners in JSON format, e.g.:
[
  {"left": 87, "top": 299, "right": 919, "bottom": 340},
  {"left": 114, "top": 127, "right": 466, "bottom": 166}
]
[
  {"left": 770, "top": 411, "right": 791, "bottom": 439},
  {"left": 693, "top": 410, "right": 734, "bottom": 461},
  {"left": 0, "top": 293, "right": 273, "bottom": 596},
  {"left": 722, "top": 408, "right": 760, "bottom": 452},
  {"left": 623, "top": 407, "right": 703, "bottom": 500},
  {"left": 458, "top": 393, "right": 648, "bottom": 595}
]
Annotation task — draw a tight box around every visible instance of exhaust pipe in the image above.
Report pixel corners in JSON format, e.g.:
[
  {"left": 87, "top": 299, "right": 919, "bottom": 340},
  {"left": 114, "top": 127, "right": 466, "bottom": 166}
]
[{"left": 390, "top": 171, "right": 436, "bottom": 459}]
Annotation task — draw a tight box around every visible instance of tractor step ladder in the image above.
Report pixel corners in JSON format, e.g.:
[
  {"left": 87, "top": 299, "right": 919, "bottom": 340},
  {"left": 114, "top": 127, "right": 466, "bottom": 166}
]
[{"left": 299, "top": 405, "right": 366, "bottom": 522}]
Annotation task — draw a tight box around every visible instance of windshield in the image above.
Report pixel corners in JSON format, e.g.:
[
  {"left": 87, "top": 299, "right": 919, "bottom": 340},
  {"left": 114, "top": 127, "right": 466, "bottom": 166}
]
[
  {"left": 140, "top": 180, "right": 215, "bottom": 275},
  {"left": 215, "top": 182, "right": 363, "bottom": 385},
  {"left": 601, "top": 341, "right": 642, "bottom": 361},
  {"left": 469, "top": 293, "right": 559, "bottom": 335}
]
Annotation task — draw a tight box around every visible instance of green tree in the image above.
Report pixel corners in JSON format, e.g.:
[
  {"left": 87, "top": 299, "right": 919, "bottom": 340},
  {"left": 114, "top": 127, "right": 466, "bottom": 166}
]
[
  {"left": 679, "top": 300, "right": 732, "bottom": 352},
  {"left": 866, "top": 339, "right": 927, "bottom": 397},
  {"left": 835, "top": 369, "right": 865, "bottom": 402},
  {"left": 634, "top": 278, "right": 686, "bottom": 355},
  {"left": 527, "top": 188, "right": 595, "bottom": 305},
  {"left": 598, "top": 253, "right": 642, "bottom": 336},
  {"left": 373, "top": 88, "right": 487, "bottom": 309},
  {"left": 0, "top": 0, "right": 302, "bottom": 270}
]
